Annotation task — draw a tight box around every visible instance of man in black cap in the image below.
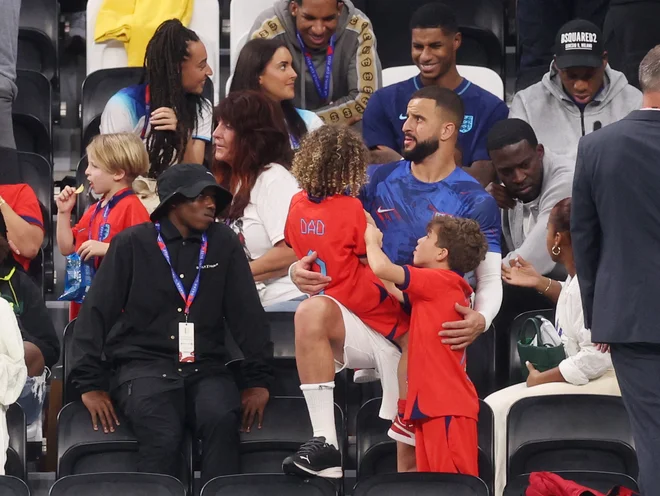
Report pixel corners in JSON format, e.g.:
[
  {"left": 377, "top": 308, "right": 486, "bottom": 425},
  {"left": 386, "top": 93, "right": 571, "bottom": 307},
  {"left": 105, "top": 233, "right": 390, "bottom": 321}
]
[
  {"left": 69, "top": 163, "right": 273, "bottom": 484},
  {"left": 510, "top": 19, "right": 641, "bottom": 164}
]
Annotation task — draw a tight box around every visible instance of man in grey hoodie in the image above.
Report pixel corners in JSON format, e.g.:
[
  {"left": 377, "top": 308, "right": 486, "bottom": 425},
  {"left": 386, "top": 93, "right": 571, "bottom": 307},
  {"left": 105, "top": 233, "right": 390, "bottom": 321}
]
[
  {"left": 510, "top": 19, "right": 641, "bottom": 164},
  {"left": 0, "top": 0, "right": 21, "bottom": 149},
  {"left": 249, "top": 0, "right": 381, "bottom": 127}
]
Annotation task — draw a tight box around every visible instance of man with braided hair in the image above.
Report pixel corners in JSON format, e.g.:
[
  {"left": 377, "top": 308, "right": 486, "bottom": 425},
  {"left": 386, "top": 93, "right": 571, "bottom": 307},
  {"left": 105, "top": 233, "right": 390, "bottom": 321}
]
[{"left": 100, "top": 19, "right": 213, "bottom": 209}]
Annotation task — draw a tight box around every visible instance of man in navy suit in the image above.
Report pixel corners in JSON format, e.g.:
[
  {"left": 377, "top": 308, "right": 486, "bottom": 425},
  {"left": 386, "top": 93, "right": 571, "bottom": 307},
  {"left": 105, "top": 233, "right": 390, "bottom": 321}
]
[{"left": 572, "top": 45, "right": 660, "bottom": 494}]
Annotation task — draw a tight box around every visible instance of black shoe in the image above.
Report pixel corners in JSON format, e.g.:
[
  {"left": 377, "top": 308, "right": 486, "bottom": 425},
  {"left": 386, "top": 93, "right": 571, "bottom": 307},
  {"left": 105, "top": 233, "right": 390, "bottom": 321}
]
[{"left": 282, "top": 437, "right": 342, "bottom": 478}]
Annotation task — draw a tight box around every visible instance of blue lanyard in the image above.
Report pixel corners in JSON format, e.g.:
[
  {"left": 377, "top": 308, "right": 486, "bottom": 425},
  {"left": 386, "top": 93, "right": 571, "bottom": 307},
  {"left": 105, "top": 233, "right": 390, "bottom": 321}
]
[
  {"left": 88, "top": 189, "right": 134, "bottom": 241},
  {"left": 296, "top": 32, "right": 335, "bottom": 103},
  {"left": 140, "top": 84, "right": 151, "bottom": 139},
  {"left": 154, "top": 222, "right": 208, "bottom": 318},
  {"left": 290, "top": 133, "right": 300, "bottom": 149}
]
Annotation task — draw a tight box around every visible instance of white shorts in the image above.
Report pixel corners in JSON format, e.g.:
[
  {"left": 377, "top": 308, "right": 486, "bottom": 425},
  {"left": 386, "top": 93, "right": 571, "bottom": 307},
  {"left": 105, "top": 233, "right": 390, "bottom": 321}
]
[{"left": 314, "top": 295, "right": 401, "bottom": 421}]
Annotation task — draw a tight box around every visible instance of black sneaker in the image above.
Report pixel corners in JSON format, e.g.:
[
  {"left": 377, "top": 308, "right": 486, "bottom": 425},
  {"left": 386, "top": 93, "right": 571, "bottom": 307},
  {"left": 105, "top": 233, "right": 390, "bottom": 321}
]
[{"left": 282, "top": 436, "right": 342, "bottom": 478}]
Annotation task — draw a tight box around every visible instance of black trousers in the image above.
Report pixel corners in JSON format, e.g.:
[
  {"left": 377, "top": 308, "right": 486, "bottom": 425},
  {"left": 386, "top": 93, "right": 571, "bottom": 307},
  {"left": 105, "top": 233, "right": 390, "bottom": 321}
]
[
  {"left": 610, "top": 343, "right": 660, "bottom": 495},
  {"left": 516, "top": 0, "right": 610, "bottom": 91},
  {"left": 113, "top": 373, "right": 241, "bottom": 486},
  {"left": 604, "top": 1, "right": 660, "bottom": 89}
]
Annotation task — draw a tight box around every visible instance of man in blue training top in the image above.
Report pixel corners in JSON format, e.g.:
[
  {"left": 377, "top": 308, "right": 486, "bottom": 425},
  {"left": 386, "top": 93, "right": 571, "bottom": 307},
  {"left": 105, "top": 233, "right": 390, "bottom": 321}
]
[
  {"left": 285, "top": 86, "right": 503, "bottom": 477},
  {"left": 362, "top": 2, "right": 509, "bottom": 187}
]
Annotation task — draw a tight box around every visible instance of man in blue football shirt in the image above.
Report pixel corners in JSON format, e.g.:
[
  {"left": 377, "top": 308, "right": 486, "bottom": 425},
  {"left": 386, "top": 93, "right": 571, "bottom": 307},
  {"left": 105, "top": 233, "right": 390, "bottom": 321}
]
[
  {"left": 362, "top": 2, "right": 509, "bottom": 186},
  {"left": 284, "top": 86, "right": 503, "bottom": 477}
]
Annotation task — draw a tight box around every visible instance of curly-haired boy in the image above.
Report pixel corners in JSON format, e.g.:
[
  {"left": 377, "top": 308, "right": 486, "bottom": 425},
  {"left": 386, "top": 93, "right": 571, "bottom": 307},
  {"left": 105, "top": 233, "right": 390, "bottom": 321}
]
[{"left": 365, "top": 215, "right": 487, "bottom": 475}]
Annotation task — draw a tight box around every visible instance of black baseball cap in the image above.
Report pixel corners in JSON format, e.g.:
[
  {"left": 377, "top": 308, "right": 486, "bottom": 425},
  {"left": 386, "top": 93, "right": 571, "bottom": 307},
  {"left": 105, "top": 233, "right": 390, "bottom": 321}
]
[
  {"left": 554, "top": 19, "right": 604, "bottom": 70},
  {"left": 150, "top": 163, "right": 233, "bottom": 221}
]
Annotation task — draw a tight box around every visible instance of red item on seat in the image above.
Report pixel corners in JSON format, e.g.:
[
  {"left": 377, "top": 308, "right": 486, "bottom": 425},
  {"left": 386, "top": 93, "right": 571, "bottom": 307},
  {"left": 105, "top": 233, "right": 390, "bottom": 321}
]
[{"left": 525, "top": 472, "right": 638, "bottom": 496}]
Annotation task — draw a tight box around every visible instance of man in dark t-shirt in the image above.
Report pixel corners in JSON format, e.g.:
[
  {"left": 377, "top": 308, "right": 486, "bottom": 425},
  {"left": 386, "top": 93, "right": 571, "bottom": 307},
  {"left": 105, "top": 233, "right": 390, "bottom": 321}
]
[{"left": 362, "top": 2, "right": 508, "bottom": 187}]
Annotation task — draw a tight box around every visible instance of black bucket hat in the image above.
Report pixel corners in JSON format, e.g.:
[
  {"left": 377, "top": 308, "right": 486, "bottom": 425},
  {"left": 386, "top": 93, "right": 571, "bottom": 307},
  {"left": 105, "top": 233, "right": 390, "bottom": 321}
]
[{"left": 150, "top": 163, "right": 233, "bottom": 221}]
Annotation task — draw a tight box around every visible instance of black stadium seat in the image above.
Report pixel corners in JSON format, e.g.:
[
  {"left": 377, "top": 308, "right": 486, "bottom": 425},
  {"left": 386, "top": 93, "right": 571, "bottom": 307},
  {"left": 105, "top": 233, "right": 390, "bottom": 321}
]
[
  {"left": 61, "top": 319, "right": 79, "bottom": 405},
  {"left": 57, "top": 402, "right": 193, "bottom": 493},
  {"left": 504, "top": 470, "right": 639, "bottom": 495},
  {"left": 364, "top": 0, "right": 505, "bottom": 75},
  {"left": 50, "top": 473, "right": 186, "bottom": 496},
  {"left": 353, "top": 473, "right": 489, "bottom": 496},
  {"left": 15, "top": 69, "right": 52, "bottom": 136},
  {"left": 5, "top": 404, "right": 26, "bottom": 482},
  {"left": 239, "top": 396, "right": 345, "bottom": 474},
  {"left": 12, "top": 113, "right": 51, "bottom": 161},
  {"left": 17, "top": 151, "right": 54, "bottom": 292},
  {"left": 81, "top": 68, "right": 215, "bottom": 153},
  {"left": 507, "top": 395, "right": 638, "bottom": 482},
  {"left": 201, "top": 474, "right": 337, "bottom": 496},
  {"left": 81, "top": 67, "right": 144, "bottom": 152},
  {"left": 0, "top": 476, "right": 30, "bottom": 496},
  {"left": 356, "top": 397, "right": 494, "bottom": 489},
  {"left": 18, "top": 0, "right": 59, "bottom": 84},
  {"left": 507, "top": 309, "right": 555, "bottom": 386}
]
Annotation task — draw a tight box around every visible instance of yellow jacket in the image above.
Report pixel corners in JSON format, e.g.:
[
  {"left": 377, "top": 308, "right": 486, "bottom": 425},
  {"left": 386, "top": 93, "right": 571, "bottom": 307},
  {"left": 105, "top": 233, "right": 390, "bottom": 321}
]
[{"left": 94, "top": 0, "right": 194, "bottom": 66}]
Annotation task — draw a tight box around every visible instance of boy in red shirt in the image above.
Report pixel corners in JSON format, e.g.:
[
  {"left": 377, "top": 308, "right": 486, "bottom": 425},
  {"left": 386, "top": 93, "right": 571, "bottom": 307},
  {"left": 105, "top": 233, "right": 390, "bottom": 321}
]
[
  {"left": 0, "top": 184, "right": 44, "bottom": 271},
  {"left": 56, "top": 133, "right": 151, "bottom": 319},
  {"left": 285, "top": 126, "right": 409, "bottom": 343},
  {"left": 365, "top": 215, "right": 488, "bottom": 475}
]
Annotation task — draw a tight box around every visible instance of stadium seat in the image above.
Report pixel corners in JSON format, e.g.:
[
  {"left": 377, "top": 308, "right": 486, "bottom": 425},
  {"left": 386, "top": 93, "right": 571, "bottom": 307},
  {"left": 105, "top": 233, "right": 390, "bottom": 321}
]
[
  {"left": 477, "top": 400, "right": 494, "bottom": 494},
  {"left": 80, "top": 67, "right": 143, "bottom": 151},
  {"left": 80, "top": 68, "right": 215, "bottom": 153},
  {"left": 507, "top": 309, "right": 555, "bottom": 386},
  {"left": 50, "top": 473, "right": 186, "bottom": 496},
  {"left": 507, "top": 395, "right": 638, "bottom": 481},
  {"left": 353, "top": 473, "right": 489, "bottom": 496},
  {"left": 467, "top": 323, "right": 498, "bottom": 398},
  {"left": 86, "top": 0, "right": 221, "bottom": 104},
  {"left": 239, "top": 396, "right": 345, "bottom": 474},
  {"left": 201, "top": 474, "right": 337, "bottom": 496},
  {"left": 5, "top": 404, "right": 26, "bottom": 482},
  {"left": 12, "top": 114, "right": 51, "bottom": 161},
  {"left": 0, "top": 476, "right": 30, "bottom": 496},
  {"left": 503, "top": 470, "right": 639, "bottom": 495},
  {"left": 61, "top": 319, "right": 79, "bottom": 406},
  {"left": 14, "top": 69, "right": 52, "bottom": 136},
  {"left": 363, "top": 0, "right": 505, "bottom": 75},
  {"left": 356, "top": 397, "right": 494, "bottom": 489},
  {"left": 382, "top": 65, "right": 504, "bottom": 99},
  {"left": 17, "top": 151, "right": 54, "bottom": 293},
  {"left": 57, "top": 401, "right": 192, "bottom": 492},
  {"left": 0, "top": 147, "right": 22, "bottom": 185},
  {"left": 268, "top": 312, "right": 295, "bottom": 358},
  {"left": 229, "top": 0, "right": 279, "bottom": 70}
]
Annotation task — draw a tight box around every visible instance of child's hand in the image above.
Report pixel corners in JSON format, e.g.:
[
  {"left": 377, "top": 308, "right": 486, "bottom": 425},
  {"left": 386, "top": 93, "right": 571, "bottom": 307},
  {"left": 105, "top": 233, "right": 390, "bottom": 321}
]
[
  {"left": 365, "top": 223, "right": 383, "bottom": 247},
  {"left": 78, "top": 240, "right": 109, "bottom": 261},
  {"left": 56, "top": 186, "right": 78, "bottom": 214}
]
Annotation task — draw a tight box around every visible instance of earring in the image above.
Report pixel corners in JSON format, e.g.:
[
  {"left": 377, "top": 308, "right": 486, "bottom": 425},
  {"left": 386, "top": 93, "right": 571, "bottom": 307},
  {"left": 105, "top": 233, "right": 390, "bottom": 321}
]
[{"left": 552, "top": 245, "right": 561, "bottom": 256}]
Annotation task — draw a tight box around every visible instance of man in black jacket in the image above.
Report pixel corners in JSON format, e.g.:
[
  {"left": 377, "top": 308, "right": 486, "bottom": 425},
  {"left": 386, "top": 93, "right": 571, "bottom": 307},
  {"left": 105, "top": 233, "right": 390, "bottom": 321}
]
[
  {"left": 572, "top": 45, "right": 660, "bottom": 494},
  {"left": 70, "top": 163, "right": 273, "bottom": 484}
]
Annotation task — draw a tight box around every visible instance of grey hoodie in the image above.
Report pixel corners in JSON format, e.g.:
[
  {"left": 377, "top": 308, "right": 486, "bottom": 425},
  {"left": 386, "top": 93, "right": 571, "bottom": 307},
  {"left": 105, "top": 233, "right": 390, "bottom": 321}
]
[
  {"left": 510, "top": 64, "right": 642, "bottom": 163},
  {"left": 249, "top": 0, "right": 382, "bottom": 126}
]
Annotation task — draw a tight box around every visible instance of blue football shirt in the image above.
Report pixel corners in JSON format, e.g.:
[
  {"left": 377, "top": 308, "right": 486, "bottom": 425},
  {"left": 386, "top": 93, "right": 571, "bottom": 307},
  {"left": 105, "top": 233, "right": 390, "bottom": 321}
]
[
  {"left": 361, "top": 161, "right": 501, "bottom": 266},
  {"left": 362, "top": 76, "right": 509, "bottom": 166}
]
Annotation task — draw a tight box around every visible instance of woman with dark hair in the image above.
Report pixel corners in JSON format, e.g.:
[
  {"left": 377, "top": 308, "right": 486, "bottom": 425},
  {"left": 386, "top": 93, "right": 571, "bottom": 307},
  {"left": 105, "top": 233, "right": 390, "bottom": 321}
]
[
  {"left": 213, "top": 90, "right": 303, "bottom": 307},
  {"left": 100, "top": 19, "right": 214, "bottom": 210},
  {"left": 485, "top": 198, "right": 620, "bottom": 495},
  {"left": 230, "top": 38, "right": 323, "bottom": 149}
]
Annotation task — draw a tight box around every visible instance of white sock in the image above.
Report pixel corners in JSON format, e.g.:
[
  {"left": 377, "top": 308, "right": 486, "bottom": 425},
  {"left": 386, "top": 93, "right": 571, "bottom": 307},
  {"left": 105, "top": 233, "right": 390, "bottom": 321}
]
[{"left": 300, "top": 381, "right": 338, "bottom": 448}]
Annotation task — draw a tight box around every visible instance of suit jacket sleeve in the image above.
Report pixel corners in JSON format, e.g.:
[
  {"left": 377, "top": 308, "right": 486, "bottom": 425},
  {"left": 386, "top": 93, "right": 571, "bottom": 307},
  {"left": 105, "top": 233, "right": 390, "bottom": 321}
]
[{"left": 571, "top": 139, "right": 601, "bottom": 329}]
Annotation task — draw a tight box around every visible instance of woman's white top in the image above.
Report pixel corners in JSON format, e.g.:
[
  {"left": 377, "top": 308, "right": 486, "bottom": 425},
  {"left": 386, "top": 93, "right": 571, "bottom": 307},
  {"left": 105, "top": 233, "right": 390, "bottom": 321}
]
[
  {"left": 556, "top": 275, "right": 613, "bottom": 385},
  {"left": 0, "top": 298, "right": 27, "bottom": 475},
  {"left": 229, "top": 163, "right": 304, "bottom": 307}
]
